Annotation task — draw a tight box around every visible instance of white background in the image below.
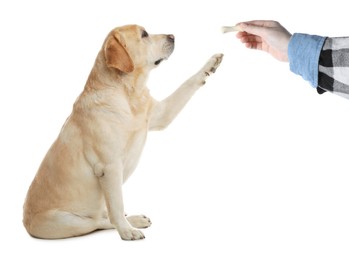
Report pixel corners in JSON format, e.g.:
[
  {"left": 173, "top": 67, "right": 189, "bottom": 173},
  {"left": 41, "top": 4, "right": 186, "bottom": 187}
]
[{"left": 1, "top": 0, "right": 349, "bottom": 259}]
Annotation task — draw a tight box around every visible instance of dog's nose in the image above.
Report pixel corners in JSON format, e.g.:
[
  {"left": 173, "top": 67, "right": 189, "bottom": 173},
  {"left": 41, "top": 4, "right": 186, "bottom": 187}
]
[{"left": 167, "top": 34, "right": 175, "bottom": 43}]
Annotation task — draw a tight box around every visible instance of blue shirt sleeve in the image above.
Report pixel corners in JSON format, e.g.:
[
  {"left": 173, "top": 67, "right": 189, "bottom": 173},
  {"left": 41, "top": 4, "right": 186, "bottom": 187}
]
[{"left": 288, "top": 33, "right": 326, "bottom": 87}]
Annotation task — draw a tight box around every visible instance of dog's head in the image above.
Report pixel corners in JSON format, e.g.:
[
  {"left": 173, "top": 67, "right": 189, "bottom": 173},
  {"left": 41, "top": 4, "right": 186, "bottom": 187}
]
[{"left": 103, "top": 25, "right": 175, "bottom": 73}]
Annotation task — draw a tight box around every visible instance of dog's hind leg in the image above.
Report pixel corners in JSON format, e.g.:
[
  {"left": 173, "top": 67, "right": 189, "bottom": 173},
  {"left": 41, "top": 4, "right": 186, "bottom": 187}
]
[{"left": 25, "top": 210, "right": 114, "bottom": 239}]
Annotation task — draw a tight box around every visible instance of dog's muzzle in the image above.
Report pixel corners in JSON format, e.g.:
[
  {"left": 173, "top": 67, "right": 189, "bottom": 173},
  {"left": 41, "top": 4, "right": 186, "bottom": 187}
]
[
  {"left": 155, "top": 34, "right": 175, "bottom": 66},
  {"left": 164, "top": 34, "right": 175, "bottom": 54}
]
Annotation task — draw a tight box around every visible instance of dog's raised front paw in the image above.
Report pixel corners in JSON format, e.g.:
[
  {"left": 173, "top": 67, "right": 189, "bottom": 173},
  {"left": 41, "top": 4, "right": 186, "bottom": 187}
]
[
  {"left": 119, "top": 227, "right": 145, "bottom": 241},
  {"left": 127, "top": 215, "right": 152, "bottom": 229},
  {"left": 196, "top": 53, "right": 224, "bottom": 85},
  {"left": 204, "top": 53, "right": 224, "bottom": 76}
]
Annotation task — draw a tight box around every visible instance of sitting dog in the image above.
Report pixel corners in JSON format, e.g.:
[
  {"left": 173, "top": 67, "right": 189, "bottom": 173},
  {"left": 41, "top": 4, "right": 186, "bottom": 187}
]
[{"left": 23, "top": 24, "right": 223, "bottom": 240}]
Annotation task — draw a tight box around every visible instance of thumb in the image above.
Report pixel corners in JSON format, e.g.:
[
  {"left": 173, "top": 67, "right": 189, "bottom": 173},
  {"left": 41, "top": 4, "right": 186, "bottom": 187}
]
[{"left": 239, "top": 22, "right": 265, "bottom": 36}]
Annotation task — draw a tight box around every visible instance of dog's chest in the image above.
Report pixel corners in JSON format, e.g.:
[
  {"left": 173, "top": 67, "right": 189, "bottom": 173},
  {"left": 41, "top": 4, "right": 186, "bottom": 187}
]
[
  {"left": 121, "top": 93, "right": 152, "bottom": 180},
  {"left": 121, "top": 89, "right": 154, "bottom": 131},
  {"left": 122, "top": 127, "right": 147, "bottom": 181},
  {"left": 127, "top": 89, "right": 152, "bottom": 115}
]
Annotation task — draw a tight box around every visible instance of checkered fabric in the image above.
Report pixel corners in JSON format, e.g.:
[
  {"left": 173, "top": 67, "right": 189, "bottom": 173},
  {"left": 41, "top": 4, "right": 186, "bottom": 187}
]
[{"left": 317, "top": 37, "right": 349, "bottom": 98}]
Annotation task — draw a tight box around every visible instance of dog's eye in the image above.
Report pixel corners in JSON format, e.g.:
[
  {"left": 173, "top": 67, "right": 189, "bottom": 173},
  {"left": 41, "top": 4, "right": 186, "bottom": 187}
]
[{"left": 141, "top": 30, "right": 149, "bottom": 38}]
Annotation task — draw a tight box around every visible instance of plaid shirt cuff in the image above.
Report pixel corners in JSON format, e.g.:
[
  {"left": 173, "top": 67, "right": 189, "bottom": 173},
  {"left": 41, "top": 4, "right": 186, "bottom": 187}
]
[{"left": 288, "top": 33, "right": 326, "bottom": 87}]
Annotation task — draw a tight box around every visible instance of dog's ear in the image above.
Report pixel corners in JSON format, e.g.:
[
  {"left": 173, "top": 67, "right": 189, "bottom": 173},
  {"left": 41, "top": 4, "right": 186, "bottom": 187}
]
[{"left": 105, "top": 34, "right": 134, "bottom": 73}]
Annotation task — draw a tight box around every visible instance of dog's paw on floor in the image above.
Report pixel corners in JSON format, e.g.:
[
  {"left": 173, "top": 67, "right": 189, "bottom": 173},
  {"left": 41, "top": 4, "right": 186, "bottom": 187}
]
[{"left": 127, "top": 215, "right": 152, "bottom": 229}]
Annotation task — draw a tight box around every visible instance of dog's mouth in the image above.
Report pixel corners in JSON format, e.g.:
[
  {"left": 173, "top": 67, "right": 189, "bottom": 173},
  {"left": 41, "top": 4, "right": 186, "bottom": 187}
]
[
  {"left": 154, "top": 49, "right": 174, "bottom": 66},
  {"left": 154, "top": 59, "right": 164, "bottom": 66}
]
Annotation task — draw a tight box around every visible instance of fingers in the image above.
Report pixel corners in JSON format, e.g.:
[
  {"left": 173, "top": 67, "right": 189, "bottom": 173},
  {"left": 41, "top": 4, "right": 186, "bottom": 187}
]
[
  {"left": 236, "top": 31, "right": 263, "bottom": 50},
  {"left": 244, "top": 41, "right": 263, "bottom": 50},
  {"left": 237, "top": 23, "right": 265, "bottom": 38},
  {"left": 236, "top": 20, "right": 280, "bottom": 37},
  {"left": 236, "top": 33, "right": 261, "bottom": 45}
]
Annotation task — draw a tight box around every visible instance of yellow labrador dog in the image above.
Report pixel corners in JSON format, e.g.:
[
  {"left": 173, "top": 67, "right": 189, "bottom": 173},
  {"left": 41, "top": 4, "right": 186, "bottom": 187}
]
[{"left": 23, "top": 25, "right": 223, "bottom": 240}]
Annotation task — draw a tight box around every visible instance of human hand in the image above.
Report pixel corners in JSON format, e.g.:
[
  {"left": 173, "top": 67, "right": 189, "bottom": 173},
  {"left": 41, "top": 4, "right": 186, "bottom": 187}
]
[{"left": 235, "top": 20, "right": 292, "bottom": 62}]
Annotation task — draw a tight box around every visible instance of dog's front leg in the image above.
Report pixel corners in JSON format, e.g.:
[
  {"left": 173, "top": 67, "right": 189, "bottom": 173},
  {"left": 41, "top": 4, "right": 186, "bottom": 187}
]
[
  {"left": 98, "top": 162, "right": 145, "bottom": 240},
  {"left": 149, "top": 54, "right": 223, "bottom": 130}
]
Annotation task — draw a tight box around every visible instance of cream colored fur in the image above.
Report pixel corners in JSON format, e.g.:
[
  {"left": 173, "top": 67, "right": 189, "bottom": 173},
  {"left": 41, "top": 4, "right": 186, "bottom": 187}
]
[{"left": 23, "top": 24, "right": 223, "bottom": 240}]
